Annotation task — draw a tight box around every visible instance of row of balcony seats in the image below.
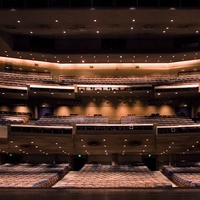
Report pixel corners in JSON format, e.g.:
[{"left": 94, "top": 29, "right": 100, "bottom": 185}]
[
  {"left": 0, "top": 112, "right": 30, "bottom": 125},
  {"left": 35, "top": 115, "right": 109, "bottom": 126},
  {"left": 0, "top": 163, "right": 69, "bottom": 188},
  {"left": 162, "top": 165, "right": 200, "bottom": 187},
  {"left": 0, "top": 72, "right": 55, "bottom": 86},
  {"left": 0, "top": 72, "right": 200, "bottom": 87},
  {"left": 34, "top": 115, "right": 195, "bottom": 126},
  {"left": 59, "top": 74, "right": 200, "bottom": 86},
  {"left": 53, "top": 164, "right": 172, "bottom": 188},
  {"left": 121, "top": 115, "right": 195, "bottom": 126}
]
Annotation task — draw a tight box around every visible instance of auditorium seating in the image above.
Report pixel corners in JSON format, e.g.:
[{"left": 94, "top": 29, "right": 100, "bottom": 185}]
[
  {"left": 0, "top": 163, "right": 69, "bottom": 188},
  {"left": 53, "top": 164, "right": 172, "bottom": 188},
  {"left": 35, "top": 115, "right": 109, "bottom": 126},
  {"left": 34, "top": 114, "right": 195, "bottom": 126},
  {"left": 0, "top": 72, "right": 55, "bottom": 86},
  {"left": 59, "top": 74, "right": 200, "bottom": 86},
  {"left": 0, "top": 112, "right": 30, "bottom": 125},
  {"left": 162, "top": 165, "right": 200, "bottom": 187},
  {"left": 120, "top": 115, "right": 195, "bottom": 126},
  {"left": 0, "top": 72, "right": 199, "bottom": 87}
]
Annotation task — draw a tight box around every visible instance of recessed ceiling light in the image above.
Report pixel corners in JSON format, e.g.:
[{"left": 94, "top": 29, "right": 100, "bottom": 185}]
[
  {"left": 132, "top": 19, "right": 135, "bottom": 22},
  {"left": 63, "top": 31, "right": 66, "bottom": 34},
  {"left": 131, "top": 27, "right": 134, "bottom": 30},
  {"left": 96, "top": 30, "right": 99, "bottom": 34},
  {"left": 170, "top": 19, "right": 174, "bottom": 22},
  {"left": 163, "top": 30, "right": 166, "bottom": 33},
  {"left": 166, "top": 27, "right": 169, "bottom": 29},
  {"left": 94, "top": 19, "right": 97, "bottom": 22},
  {"left": 17, "top": 20, "right": 20, "bottom": 23},
  {"left": 55, "top": 19, "right": 58, "bottom": 22},
  {"left": 57, "top": 60, "right": 59, "bottom": 63},
  {"left": 30, "top": 31, "right": 33, "bottom": 34},
  {"left": 196, "top": 31, "right": 199, "bottom": 33}
]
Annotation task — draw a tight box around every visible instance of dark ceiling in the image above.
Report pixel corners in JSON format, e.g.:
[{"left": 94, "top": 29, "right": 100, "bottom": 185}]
[{"left": 1, "top": 1, "right": 200, "bottom": 63}]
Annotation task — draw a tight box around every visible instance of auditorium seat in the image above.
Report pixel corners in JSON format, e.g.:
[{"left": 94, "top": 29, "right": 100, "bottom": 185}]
[
  {"left": 53, "top": 164, "right": 173, "bottom": 188},
  {"left": 0, "top": 163, "right": 69, "bottom": 188},
  {"left": 162, "top": 165, "right": 200, "bottom": 187}
]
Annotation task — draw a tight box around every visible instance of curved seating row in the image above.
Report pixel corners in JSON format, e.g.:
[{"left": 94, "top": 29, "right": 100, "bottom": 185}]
[
  {"left": 53, "top": 164, "right": 172, "bottom": 188},
  {"left": 0, "top": 72, "right": 200, "bottom": 87},
  {"left": 162, "top": 165, "right": 200, "bottom": 187},
  {"left": 0, "top": 163, "right": 69, "bottom": 188},
  {"left": 59, "top": 74, "right": 200, "bottom": 86},
  {"left": 35, "top": 115, "right": 109, "bottom": 126}
]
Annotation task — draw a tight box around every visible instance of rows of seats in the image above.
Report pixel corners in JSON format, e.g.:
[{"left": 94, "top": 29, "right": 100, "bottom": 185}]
[
  {"left": 0, "top": 114, "right": 30, "bottom": 125},
  {"left": 120, "top": 115, "right": 195, "bottom": 126},
  {"left": 59, "top": 74, "right": 200, "bottom": 86},
  {"left": 162, "top": 165, "right": 200, "bottom": 187},
  {"left": 53, "top": 164, "right": 172, "bottom": 188},
  {"left": 35, "top": 114, "right": 195, "bottom": 126},
  {"left": 35, "top": 115, "right": 109, "bottom": 126},
  {"left": 0, "top": 72, "right": 199, "bottom": 87},
  {"left": 0, "top": 163, "right": 69, "bottom": 188},
  {"left": 0, "top": 72, "right": 55, "bottom": 86}
]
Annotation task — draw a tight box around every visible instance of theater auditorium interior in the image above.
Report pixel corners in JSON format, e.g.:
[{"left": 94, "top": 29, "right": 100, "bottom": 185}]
[{"left": 1, "top": 0, "right": 200, "bottom": 199}]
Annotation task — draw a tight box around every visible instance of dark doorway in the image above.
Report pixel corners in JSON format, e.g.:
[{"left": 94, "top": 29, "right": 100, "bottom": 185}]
[
  {"left": 72, "top": 155, "right": 88, "bottom": 171},
  {"left": 38, "top": 107, "right": 54, "bottom": 118},
  {"left": 5, "top": 154, "right": 22, "bottom": 164},
  {"left": 175, "top": 106, "right": 192, "bottom": 118},
  {"left": 143, "top": 156, "right": 157, "bottom": 171}
]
